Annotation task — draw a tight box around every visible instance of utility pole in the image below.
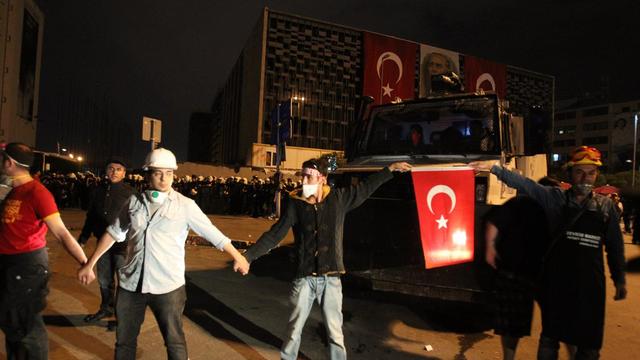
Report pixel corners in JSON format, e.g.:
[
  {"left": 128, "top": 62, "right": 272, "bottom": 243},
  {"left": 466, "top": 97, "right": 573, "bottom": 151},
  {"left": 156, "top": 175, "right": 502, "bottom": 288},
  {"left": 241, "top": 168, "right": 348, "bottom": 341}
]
[{"left": 633, "top": 113, "right": 638, "bottom": 187}]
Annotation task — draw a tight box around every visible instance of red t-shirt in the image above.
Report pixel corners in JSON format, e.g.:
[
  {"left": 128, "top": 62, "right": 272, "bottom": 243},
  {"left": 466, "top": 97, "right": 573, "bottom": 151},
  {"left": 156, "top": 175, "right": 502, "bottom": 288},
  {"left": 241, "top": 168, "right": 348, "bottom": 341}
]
[{"left": 0, "top": 180, "right": 59, "bottom": 254}]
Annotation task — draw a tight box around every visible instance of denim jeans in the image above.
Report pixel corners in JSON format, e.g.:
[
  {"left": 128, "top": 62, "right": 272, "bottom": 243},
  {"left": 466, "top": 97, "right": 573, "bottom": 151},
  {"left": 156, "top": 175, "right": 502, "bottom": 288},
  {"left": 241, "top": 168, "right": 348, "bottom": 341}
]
[
  {"left": 0, "top": 248, "right": 49, "bottom": 360},
  {"left": 281, "top": 275, "right": 346, "bottom": 360},
  {"left": 115, "top": 286, "right": 187, "bottom": 360},
  {"left": 96, "top": 249, "right": 125, "bottom": 311},
  {"left": 537, "top": 336, "right": 600, "bottom": 360}
]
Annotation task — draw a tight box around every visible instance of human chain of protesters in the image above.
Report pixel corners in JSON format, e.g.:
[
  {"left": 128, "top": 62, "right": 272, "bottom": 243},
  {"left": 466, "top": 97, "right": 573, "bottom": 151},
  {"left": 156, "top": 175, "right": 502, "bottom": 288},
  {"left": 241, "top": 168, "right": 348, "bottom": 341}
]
[{"left": 0, "top": 142, "right": 629, "bottom": 360}]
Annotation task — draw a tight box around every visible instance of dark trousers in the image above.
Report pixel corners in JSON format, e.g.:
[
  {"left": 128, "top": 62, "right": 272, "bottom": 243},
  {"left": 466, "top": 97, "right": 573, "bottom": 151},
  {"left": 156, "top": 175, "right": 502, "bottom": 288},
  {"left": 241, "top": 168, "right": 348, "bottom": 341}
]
[
  {"left": 96, "top": 249, "right": 125, "bottom": 312},
  {"left": 4, "top": 315, "right": 47, "bottom": 360},
  {"left": 115, "top": 286, "right": 187, "bottom": 360},
  {"left": 0, "top": 248, "right": 49, "bottom": 360},
  {"left": 537, "top": 336, "right": 600, "bottom": 360}
]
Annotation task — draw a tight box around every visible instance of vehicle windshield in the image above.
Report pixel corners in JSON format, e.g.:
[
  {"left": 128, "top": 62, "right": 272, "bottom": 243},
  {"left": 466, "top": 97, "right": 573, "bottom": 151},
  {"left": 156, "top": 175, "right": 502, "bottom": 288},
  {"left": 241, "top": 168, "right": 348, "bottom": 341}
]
[{"left": 362, "top": 96, "right": 499, "bottom": 156}]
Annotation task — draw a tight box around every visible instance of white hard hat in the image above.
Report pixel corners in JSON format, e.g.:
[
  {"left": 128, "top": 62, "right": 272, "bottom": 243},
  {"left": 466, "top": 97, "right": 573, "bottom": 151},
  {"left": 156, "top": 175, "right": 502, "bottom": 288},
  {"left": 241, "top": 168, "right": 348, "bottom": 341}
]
[{"left": 143, "top": 148, "right": 177, "bottom": 171}]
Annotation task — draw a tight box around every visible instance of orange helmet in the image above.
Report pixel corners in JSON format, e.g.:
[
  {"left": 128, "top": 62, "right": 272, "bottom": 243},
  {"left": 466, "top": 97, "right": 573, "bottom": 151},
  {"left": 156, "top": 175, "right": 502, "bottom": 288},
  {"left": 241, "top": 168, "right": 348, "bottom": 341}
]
[{"left": 567, "top": 146, "right": 602, "bottom": 167}]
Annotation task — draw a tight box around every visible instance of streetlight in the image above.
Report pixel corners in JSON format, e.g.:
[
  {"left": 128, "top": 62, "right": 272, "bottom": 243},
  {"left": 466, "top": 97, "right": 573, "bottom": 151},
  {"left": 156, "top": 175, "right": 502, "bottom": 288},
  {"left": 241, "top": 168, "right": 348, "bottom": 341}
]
[
  {"left": 69, "top": 153, "right": 74, "bottom": 159},
  {"left": 292, "top": 95, "right": 305, "bottom": 137},
  {"left": 77, "top": 156, "right": 83, "bottom": 162}
]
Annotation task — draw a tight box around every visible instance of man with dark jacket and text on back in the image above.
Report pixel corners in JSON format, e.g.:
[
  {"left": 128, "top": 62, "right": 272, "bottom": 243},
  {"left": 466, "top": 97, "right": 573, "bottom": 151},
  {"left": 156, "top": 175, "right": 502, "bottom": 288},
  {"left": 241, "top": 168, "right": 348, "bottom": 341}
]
[
  {"left": 471, "top": 146, "right": 626, "bottom": 360},
  {"left": 237, "top": 157, "right": 411, "bottom": 360}
]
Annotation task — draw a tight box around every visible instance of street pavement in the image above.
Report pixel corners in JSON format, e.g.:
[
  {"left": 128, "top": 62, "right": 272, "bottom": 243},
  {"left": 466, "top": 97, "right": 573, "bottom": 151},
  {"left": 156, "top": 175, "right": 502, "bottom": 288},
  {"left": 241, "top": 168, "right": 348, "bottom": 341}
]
[{"left": 0, "top": 209, "right": 639, "bottom": 359}]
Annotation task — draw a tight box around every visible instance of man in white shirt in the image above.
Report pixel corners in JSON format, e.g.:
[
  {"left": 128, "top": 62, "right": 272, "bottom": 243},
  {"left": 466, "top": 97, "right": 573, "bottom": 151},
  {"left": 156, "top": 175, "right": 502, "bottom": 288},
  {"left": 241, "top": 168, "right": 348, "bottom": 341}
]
[{"left": 78, "top": 148, "right": 249, "bottom": 360}]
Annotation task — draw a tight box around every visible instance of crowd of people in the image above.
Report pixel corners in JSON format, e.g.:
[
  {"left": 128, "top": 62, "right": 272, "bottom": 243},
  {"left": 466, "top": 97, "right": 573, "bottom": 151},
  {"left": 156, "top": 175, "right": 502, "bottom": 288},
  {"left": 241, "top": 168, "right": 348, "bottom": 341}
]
[{"left": 38, "top": 171, "right": 302, "bottom": 218}]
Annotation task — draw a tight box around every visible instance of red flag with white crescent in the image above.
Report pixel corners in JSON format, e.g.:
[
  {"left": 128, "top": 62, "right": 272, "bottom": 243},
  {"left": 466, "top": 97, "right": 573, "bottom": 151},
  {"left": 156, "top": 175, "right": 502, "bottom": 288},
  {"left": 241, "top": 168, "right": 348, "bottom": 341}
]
[
  {"left": 463, "top": 55, "right": 507, "bottom": 99},
  {"left": 363, "top": 32, "right": 417, "bottom": 105},
  {"left": 411, "top": 167, "right": 475, "bottom": 269}
]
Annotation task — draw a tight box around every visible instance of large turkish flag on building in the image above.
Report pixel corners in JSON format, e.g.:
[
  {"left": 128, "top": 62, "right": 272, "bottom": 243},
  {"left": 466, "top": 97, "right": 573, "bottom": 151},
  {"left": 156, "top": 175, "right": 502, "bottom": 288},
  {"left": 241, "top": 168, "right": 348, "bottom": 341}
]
[
  {"left": 363, "top": 32, "right": 417, "bottom": 105},
  {"left": 463, "top": 55, "right": 507, "bottom": 99},
  {"left": 411, "top": 167, "right": 475, "bottom": 269}
]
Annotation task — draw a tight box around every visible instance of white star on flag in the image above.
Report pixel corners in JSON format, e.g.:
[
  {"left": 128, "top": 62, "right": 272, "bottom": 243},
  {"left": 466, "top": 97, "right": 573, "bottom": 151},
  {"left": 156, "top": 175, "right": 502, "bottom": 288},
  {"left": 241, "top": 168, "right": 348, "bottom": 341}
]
[
  {"left": 436, "top": 215, "right": 448, "bottom": 229},
  {"left": 382, "top": 83, "right": 393, "bottom": 97}
]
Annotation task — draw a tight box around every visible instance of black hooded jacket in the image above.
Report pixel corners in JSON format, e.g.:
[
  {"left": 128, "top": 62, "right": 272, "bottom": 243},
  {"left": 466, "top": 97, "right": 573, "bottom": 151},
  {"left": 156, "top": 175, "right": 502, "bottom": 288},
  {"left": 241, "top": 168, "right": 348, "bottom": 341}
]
[{"left": 244, "top": 168, "right": 393, "bottom": 277}]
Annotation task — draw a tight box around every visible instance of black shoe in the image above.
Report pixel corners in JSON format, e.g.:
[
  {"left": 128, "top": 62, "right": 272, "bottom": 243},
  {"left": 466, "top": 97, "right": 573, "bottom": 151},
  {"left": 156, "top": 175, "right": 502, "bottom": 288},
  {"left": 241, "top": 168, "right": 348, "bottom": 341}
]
[{"left": 84, "top": 309, "right": 113, "bottom": 323}]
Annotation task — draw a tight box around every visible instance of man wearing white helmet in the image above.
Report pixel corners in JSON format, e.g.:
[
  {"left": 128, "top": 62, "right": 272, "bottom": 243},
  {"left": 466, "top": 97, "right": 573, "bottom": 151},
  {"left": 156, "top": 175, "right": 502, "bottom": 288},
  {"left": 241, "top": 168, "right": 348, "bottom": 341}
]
[{"left": 78, "top": 148, "right": 249, "bottom": 360}]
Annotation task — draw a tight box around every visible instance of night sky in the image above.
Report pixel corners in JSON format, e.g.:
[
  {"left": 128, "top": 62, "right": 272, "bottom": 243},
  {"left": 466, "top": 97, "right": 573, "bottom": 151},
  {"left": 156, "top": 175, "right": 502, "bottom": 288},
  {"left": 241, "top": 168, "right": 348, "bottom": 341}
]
[{"left": 35, "top": 1, "right": 640, "bottom": 168}]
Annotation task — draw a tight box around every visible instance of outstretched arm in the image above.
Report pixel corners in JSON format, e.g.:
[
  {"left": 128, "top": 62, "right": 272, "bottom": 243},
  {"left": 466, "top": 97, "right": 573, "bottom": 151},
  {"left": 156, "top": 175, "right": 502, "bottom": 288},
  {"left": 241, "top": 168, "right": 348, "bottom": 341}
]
[
  {"left": 469, "top": 161, "right": 564, "bottom": 211},
  {"left": 186, "top": 200, "right": 250, "bottom": 275},
  {"left": 341, "top": 162, "right": 412, "bottom": 211},
  {"left": 45, "top": 214, "right": 87, "bottom": 265},
  {"left": 243, "top": 198, "right": 297, "bottom": 264}
]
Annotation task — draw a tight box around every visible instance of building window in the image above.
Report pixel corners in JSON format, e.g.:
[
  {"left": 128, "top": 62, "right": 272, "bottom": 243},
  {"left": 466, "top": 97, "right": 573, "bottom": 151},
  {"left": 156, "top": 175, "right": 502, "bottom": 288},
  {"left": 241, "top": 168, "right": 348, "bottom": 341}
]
[
  {"left": 553, "top": 139, "right": 576, "bottom": 147},
  {"left": 266, "top": 151, "right": 272, "bottom": 166},
  {"left": 582, "top": 121, "right": 608, "bottom": 131},
  {"left": 556, "top": 111, "right": 576, "bottom": 120},
  {"left": 583, "top": 106, "right": 608, "bottom": 117},
  {"left": 583, "top": 136, "right": 608, "bottom": 145},
  {"left": 556, "top": 125, "right": 576, "bottom": 135}
]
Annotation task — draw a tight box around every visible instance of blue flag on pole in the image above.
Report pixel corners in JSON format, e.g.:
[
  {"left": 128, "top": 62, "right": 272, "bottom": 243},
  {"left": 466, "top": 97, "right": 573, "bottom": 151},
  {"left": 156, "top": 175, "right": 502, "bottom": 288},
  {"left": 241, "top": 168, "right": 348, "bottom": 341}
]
[
  {"left": 270, "top": 100, "right": 292, "bottom": 144},
  {"left": 270, "top": 100, "right": 292, "bottom": 164}
]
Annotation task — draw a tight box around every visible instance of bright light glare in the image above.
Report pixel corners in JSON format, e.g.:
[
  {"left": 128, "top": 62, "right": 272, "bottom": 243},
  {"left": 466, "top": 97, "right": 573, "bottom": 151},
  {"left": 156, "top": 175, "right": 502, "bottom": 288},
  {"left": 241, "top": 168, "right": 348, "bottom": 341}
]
[
  {"left": 429, "top": 249, "right": 472, "bottom": 261},
  {"left": 452, "top": 230, "right": 467, "bottom": 246},
  {"left": 69, "top": 154, "right": 74, "bottom": 159}
]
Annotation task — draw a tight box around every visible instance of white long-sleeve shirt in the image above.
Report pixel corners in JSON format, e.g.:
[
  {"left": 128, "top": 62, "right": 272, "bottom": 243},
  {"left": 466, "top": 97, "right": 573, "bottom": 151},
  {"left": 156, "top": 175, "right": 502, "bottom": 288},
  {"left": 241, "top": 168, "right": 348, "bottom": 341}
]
[{"left": 107, "top": 190, "right": 230, "bottom": 294}]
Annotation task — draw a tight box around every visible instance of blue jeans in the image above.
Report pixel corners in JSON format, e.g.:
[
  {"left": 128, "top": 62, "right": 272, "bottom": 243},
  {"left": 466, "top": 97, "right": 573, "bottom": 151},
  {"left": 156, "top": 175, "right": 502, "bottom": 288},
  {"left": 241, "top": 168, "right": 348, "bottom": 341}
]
[
  {"left": 115, "top": 286, "right": 187, "bottom": 360},
  {"left": 281, "top": 275, "right": 346, "bottom": 360}
]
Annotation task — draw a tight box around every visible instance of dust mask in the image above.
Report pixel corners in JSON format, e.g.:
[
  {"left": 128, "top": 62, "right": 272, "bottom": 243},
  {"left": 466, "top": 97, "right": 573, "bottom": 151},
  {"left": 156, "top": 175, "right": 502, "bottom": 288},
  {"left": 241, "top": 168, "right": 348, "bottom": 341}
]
[
  {"left": 573, "top": 184, "right": 593, "bottom": 196},
  {"left": 302, "top": 184, "right": 318, "bottom": 198},
  {"left": 146, "top": 189, "right": 168, "bottom": 204}
]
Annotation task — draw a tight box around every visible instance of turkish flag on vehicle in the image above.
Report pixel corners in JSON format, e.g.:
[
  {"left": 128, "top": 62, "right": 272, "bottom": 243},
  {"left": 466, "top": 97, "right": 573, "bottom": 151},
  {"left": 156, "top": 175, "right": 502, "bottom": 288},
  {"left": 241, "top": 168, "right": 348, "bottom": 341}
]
[
  {"left": 463, "top": 55, "right": 507, "bottom": 99},
  {"left": 363, "top": 32, "right": 417, "bottom": 105},
  {"left": 411, "top": 167, "right": 475, "bottom": 269}
]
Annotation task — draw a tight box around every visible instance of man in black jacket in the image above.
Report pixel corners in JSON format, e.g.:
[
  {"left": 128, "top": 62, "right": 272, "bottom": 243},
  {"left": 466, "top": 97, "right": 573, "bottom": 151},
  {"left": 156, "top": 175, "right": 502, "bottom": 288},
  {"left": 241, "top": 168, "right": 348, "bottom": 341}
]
[
  {"left": 238, "top": 157, "right": 411, "bottom": 360},
  {"left": 79, "top": 158, "right": 135, "bottom": 323}
]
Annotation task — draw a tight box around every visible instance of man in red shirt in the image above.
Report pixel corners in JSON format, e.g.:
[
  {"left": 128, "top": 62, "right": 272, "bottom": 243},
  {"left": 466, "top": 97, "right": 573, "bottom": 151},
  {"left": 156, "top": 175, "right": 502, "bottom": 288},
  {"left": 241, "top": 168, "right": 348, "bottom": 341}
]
[{"left": 0, "top": 143, "right": 87, "bottom": 359}]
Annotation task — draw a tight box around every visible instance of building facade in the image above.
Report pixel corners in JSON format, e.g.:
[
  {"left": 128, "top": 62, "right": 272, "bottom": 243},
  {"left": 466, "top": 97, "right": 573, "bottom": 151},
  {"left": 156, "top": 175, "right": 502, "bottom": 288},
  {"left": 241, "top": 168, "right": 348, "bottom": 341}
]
[
  {"left": 192, "top": 7, "right": 554, "bottom": 171},
  {"left": 0, "top": 0, "right": 44, "bottom": 146},
  {"left": 552, "top": 99, "right": 640, "bottom": 171}
]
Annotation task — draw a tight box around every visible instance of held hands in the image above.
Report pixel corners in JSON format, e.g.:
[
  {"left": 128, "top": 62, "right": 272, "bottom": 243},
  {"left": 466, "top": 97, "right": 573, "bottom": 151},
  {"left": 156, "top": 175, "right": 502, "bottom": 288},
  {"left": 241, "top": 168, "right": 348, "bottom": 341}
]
[
  {"left": 233, "top": 255, "right": 250, "bottom": 276},
  {"left": 77, "top": 264, "right": 96, "bottom": 285},
  {"left": 388, "top": 162, "right": 412, "bottom": 172},
  {"left": 614, "top": 283, "right": 627, "bottom": 301}
]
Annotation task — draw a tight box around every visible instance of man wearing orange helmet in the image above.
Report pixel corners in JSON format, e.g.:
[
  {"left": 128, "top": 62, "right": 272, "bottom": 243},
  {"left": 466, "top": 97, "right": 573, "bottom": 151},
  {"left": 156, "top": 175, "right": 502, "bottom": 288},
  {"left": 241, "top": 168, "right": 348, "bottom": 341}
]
[{"left": 471, "top": 145, "right": 626, "bottom": 360}]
